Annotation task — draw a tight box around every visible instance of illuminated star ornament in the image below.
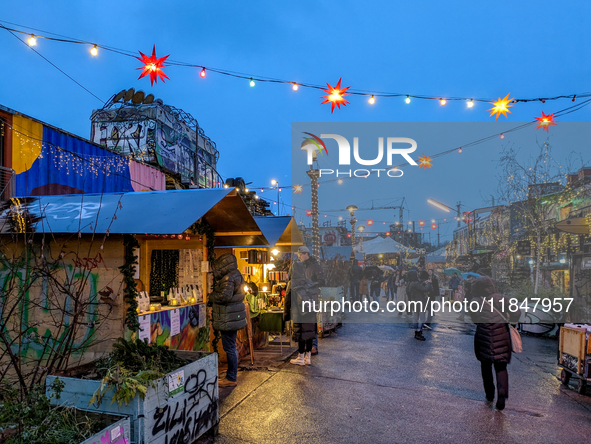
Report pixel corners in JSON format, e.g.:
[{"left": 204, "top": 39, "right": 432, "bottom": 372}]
[
  {"left": 293, "top": 184, "right": 303, "bottom": 194},
  {"left": 321, "top": 78, "right": 350, "bottom": 113},
  {"left": 535, "top": 112, "right": 557, "bottom": 132},
  {"left": 417, "top": 154, "right": 432, "bottom": 170},
  {"left": 136, "top": 45, "right": 170, "bottom": 86},
  {"left": 488, "top": 93, "right": 514, "bottom": 120}
]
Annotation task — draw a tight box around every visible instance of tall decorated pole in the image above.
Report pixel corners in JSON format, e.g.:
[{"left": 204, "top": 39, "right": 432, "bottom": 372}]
[
  {"left": 346, "top": 205, "right": 358, "bottom": 260},
  {"left": 307, "top": 168, "right": 320, "bottom": 258}
]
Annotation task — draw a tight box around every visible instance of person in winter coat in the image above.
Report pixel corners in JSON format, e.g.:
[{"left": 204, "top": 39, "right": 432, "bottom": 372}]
[
  {"left": 208, "top": 253, "right": 248, "bottom": 388},
  {"left": 406, "top": 270, "right": 432, "bottom": 341},
  {"left": 450, "top": 273, "right": 461, "bottom": 298},
  {"left": 297, "top": 246, "right": 325, "bottom": 355},
  {"left": 348, "top": 259, "right": 363, "bottom": 302},
  {"left": 468, "top": 276, "right": 519, "bottom": 410},
  {"left": 395, "top": 270, "right": 407, "bottom": 316},
  {"left": 359, "top": 275, "right": 369, "bottom": 301},
  {"left": 284, "top": 260, "right": 318, "bottom": 365},
  {"left": 424, "top": 269, "right": 440, "bottom": 328}
]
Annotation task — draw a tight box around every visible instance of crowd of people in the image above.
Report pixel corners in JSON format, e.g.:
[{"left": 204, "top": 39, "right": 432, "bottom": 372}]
[{"left": 209, "top": 250, "right": 518, "bottom": 411}]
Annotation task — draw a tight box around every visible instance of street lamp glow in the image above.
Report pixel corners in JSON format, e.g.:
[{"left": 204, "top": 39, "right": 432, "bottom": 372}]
[
  {"left": 346, "top": 205, "right": 358, "bottom": 215},
  {"left": 427, "top": 199, "right": 452, "bottom": 213},
  {"left": 271, "top": 179, "right": 277, "bottom": 186},
  {"left": 358, "top": 225, "right": 365, "bottom": 232}
]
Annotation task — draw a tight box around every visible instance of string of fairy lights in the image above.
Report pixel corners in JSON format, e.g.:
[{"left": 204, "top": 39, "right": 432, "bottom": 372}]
[{"left": 3, "top": 19, "right": 591, "bottom": 230}]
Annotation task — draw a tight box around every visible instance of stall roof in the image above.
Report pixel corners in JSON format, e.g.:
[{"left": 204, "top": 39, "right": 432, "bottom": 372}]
[
  {"left": 2, "top": 189, "right": 268, "bottom": 246},
  {"left": 220, "top": 216, "right": 304, "bottom": 248}
]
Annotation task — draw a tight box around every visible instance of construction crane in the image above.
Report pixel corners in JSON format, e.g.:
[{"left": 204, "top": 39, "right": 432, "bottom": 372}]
[{"left": 322, "top": 198, "right": 406, "bottom": 226}]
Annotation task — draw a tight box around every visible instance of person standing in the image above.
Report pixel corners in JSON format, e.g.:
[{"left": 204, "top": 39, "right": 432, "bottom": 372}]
[
  {"left": 424, "top": 269, "right": 440, "bottom": 329},
  {"left": 386, "top": 269, "right": 397, "bottom": 302},
  {"left": 395, "top": 269, "right": 407, "bottom": 316},
  {"left": 297, "top": 246, "right": 325, "bottom": 355},
  {"left": 468, "top": 276, "right": 518, "bottom": 410},
  {"left": 450, "top": 272, "right": 461, "bottom": 299},
  {"left": 208, "top": 253, "right": 248, "bottom": 388},
  {"left": 406, "top": 270, "right": 432, "bottom": 341},
  {"left": 284, "top": 260, "right": 318, "bottom": 365},
  {"left": 348, "top": 259, "right": 363, "bottom": 302}
]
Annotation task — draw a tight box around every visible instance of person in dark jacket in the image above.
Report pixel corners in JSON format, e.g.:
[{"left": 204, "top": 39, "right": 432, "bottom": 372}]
[
  {"left": 386, "top": 269, "right": 397, "bottom": 302},
  {"left": 284, "top": 260, "right": 318, "bottom": 365},
  {"left": 406, "top": 270, "right": 432, "bottom": 341},
  {"left": 208, "top": 253, "right": 247, "bottom": 388},
  {"left": 348, "top": 259, "right": 363, "bottom": 302},
  {"left": 423, "top": 270, "right": 439, "bottom": 329},
  {"left": 450, "top": 273, "right": 461, "bottom": 298},
  {"left": 297, "top": 246, "right": 325, "bottom": 355},
  {"left": 468, "top": 276, "right": 518, "bottom": 410}
]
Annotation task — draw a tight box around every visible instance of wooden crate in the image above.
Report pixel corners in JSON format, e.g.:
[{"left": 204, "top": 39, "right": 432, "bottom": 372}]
[
  {"left": 559, "top": 326, "right": 588, "bottom": 375},
  {"left": 47, "top": 352, "right": 218, "bottom": 444}
]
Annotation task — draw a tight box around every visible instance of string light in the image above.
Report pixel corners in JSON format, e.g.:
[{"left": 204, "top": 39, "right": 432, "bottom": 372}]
[
  {"left": 458, "top": 147, "right": 463, "bottom": 153},
  {"left": 500, "top": 133, "right": 505, "bottom": 139},
  {"left": 467, "top": 99, "right": 474, "bottom": 108},
  {"left": 27, "top": 34, "right": 36, "bottom": 46},
  {"left": 369, "top": 95, "right": 375, "bottom": 105},
  {"left": 405, "top": 96, "right": 411, "bottom": 104},
  {"left": 292, "top": 83, "right": 299, "bottom": 91},
  {"left": 200, "top": 68, "right": 206, "bottom": 78},
  {"left": 440, "top": 98, "right": 446, "bottom": 105},
  {"left": 90, "top": 45, "right": 98, "bottom": 56},
  {"left": 249, "top": 78, "right": 255, "bottom": 87}
]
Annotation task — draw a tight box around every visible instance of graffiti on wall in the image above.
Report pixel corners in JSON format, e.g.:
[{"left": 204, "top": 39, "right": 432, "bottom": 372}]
[
  {"left": 150, "top": 367, "right": 218, "bottom": 444},
  {"left": 91, "top": 105, "right": 219, "bottom": 186}
]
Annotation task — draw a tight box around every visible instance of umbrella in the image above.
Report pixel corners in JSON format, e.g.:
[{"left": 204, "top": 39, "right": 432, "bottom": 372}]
[
  {"left": 462, "top": 272, "right": 481, "bottom": 280},
  {"left": 378, "top": 265, "right": 394, "bottom": 272},
  {"left": 444, "top": 268, "right": 462, "bottom": 276}
]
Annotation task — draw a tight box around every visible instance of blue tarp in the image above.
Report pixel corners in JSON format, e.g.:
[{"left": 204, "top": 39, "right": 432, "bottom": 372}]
[{"left": 26, "top": 188, "right": 233, "bottom": 234}]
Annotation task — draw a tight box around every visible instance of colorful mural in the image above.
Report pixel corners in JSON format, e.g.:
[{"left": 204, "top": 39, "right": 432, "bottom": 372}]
[{"left": 90, "top": 102, "right": 220, "bottom": 187}]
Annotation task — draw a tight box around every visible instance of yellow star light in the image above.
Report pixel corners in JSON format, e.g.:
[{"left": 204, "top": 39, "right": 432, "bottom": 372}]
[
  {"left": 417, "top": 154, "right": 432, "bottom": 170},
  {"left": 293, "top": 184, "right": 303, "bottom": 194},
  {"left": 488, "top": 94, "right": 514, "bottom": 120}
]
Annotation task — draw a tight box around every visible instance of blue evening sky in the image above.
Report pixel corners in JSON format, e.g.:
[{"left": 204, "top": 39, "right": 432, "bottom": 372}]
[{"left": 1, "top": 1, "right": 590, "bottom": 242}]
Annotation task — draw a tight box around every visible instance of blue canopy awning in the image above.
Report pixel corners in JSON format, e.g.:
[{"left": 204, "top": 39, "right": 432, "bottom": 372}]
[{"left": 5, "top": 189, "right": 268, "bottom": 246}]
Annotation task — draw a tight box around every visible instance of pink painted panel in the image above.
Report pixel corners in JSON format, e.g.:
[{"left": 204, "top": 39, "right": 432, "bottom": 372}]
[{"left": 129, "top": 160, "right": 165, "bottom": 192}]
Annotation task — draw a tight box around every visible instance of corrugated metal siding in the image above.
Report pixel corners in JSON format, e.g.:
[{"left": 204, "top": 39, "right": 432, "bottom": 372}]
[
  {"left": 13, "top": 125, "right": 163, "bottom": 197},
  {"left": 129, "top": 159, "right": 165, "bottom": 192}
]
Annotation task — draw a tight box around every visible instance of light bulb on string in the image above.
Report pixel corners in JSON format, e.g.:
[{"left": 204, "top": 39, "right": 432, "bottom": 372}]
[
  {"left": 292, "top": 83, "right": 299, "bottom": 91},
  {"left": 500, "top": 133, "right": 505, "bottom": 139},
  {"left": 369, "top": 95, "right": 375, "bottom": 105},
  {"left": 458, "top": 147, "right": 463, "bottom": 153},
  {"left": 467, "top": 99, "right": 474, "bottom": 108},
  {"left": 249, "top": 78, "right": 255, "bottom": 87},
  {"left": 200, "top": 68, "right": 206, "bottom": 78},
  {"left": 90, "top": 45, "right": 98, "bottom": 56},
  {"left": 405, "top": 95, "right": 411, "bottom": 104},
  {"left": 440, "top": 98, "right": 446, "bottom": 105},
  {"left": 28, "top": 35, "right": 37, "bottom": 46}
]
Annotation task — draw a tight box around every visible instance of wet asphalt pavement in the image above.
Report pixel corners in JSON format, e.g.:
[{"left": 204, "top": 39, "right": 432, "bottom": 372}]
[{"left": 205, "top": 318, "right": 591, "bottom": 444}]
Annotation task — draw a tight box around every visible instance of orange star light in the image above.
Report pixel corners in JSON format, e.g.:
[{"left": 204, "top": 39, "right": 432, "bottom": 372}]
[
  {"left": 320, "top": 78, "right": 350, "bottom": 113},
  {"left": 293, "top": 184, "right": 303, "bottom": 194},
  {"left": 535, "top": 112, "right": 557, "bottom": 132},
  {"left": 136, "top": 46, "right": 170, "bottom": 86},
  {"left": 488, "top": 94, "right": 514, "bottom": 120},
  {"left": 417, "top": 154, "right": 432, "bottom": 170}
]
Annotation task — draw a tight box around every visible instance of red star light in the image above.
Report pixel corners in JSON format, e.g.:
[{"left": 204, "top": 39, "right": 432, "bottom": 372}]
[
  {"left": 488, "top": 94, "right": 514, "bottom": 120},
  {"left": 306, "top": 210, "right": 313, "bottom": 217},
  {"left": 367, "top": 219, "right": 374, "bottom": 226},
  {"left": 136, "top": 46, "right": 170, "bottom": 86},
  {"left": 535, "top": 112, "right": 557, "bottom": 132},
  {"left": 293, "top": 184, "right": 303, "bottom": 194},
  {"left": 320, "top": 78, "right": 350, "bottom": 113},
  {"left": 417, "top": 154, "right": 432, "bottom": 170}
]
